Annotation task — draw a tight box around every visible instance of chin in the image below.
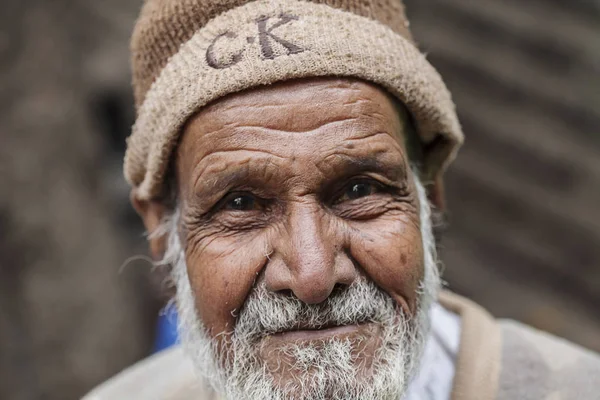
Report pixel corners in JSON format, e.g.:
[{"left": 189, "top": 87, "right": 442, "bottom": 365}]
[
  {"left": 259, "top": 321, "right": 383, "bottom": 381},
  {"left": 221, "top": 319, "right": 418, "bottom": 400}
]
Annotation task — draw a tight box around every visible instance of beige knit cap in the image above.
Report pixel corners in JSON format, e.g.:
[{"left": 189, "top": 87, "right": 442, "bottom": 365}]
[{"left": 126, "top": 0, "right": 463, "bottom": 200}]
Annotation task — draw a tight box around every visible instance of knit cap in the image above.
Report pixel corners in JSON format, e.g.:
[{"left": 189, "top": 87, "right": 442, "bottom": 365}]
[{"left": 126, "top": 0, "right": 464, "bottom": 200}]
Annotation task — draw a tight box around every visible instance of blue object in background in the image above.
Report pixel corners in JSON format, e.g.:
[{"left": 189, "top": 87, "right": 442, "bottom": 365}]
[{"left": 153, "top": 304, "right": 179, "bottom": 353}]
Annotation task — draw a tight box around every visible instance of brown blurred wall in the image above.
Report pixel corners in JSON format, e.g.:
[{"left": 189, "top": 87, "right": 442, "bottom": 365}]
[
  {"left": 0, "top": 0, "right": 598, "bottom": 399},
  {"left": 404, "top": 0, "right": 600, "bottom": 351},
  {"left": 0, "top": 1, "right": 154, "bottom": 399}
]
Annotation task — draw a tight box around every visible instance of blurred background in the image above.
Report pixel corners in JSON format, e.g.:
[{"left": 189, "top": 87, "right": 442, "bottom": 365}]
[{"left": 0, "top": 0, "right": 599, "bottom": 399}]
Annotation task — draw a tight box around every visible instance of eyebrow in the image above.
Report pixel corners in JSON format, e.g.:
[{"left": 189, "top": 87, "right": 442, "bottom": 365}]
[
  {"left": 190, "top": 154, "right": 283, "bottom": 202},
  {"left": 200, "top": 169, "right": 255, "bottom": 197},
  {"left": 316, "top": 153, "right": 407, "bottom": 183},
  {"left": 193, "top": 152, "right": 407, "bottom": 204}
]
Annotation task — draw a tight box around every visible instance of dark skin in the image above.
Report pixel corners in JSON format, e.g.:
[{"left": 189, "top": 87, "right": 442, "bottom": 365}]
[{"left": 133, "top": 77, "right": 443, "bottom": 380}]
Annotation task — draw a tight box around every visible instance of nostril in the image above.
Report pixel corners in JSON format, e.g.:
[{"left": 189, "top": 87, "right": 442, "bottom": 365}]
[
  {"left": 330, "top": 283, "right": 349, "bottom": 297},
  {"left": 275, "top": 289, "right": 295, "bottom": 298}
]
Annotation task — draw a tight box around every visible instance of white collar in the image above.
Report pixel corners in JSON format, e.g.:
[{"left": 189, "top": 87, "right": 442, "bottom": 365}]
[{"left": 403, "top": 302, "right": 461, "bottom": 400}]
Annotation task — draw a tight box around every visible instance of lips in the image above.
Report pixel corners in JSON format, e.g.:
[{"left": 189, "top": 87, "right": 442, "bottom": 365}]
[
  {"left": 278, "top": 320, "right": 355, "bottom": 332},
  {"left": 269, "top": 316, "right": 372, "bottom": 334},
  {"left": 267, "top": 322, "right": 378, "bottom": 342}
]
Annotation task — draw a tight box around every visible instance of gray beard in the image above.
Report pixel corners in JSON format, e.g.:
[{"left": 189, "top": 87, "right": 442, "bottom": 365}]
[{"left": 162, "top": 176, "right": 441, "bottom": 400}]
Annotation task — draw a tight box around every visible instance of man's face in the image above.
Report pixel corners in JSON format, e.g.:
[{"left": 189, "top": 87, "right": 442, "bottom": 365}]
[{"left": 162, "top": 78, "right": 438, "bottom": 399}]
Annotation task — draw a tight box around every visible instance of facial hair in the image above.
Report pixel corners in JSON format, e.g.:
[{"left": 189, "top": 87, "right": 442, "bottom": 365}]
[{"left": 160, "top": 175, "right": 441, "bottom": 400}]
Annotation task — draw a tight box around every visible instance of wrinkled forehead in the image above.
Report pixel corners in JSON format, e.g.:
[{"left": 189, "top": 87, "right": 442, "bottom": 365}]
[{"left": 176, "top": 78, "right": 414, "bottom": 171}]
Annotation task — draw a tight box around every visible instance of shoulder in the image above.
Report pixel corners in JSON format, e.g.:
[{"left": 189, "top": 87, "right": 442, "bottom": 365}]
[
  {"left": 439, "top": 291, "right": 600, "bottom": 400},
  {"left": 496, "top": 319, "right": 600, "bottom": 400},
  {"left": 82, "top": 346, "right": 214, "bottom": 400}
]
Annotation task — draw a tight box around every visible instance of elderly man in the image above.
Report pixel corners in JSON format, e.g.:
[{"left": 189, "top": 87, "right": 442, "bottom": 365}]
[{"left": 85, "top": 0, "right": 599, "bottom": 399}]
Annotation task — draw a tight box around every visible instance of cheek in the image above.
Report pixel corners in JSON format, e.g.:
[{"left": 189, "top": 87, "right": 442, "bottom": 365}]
[
  {"left": 185, "top": 233, "right": 268, "bottom": 336},
  {"left": 348, "top": 214, "right": 424, "bottom": 315}
]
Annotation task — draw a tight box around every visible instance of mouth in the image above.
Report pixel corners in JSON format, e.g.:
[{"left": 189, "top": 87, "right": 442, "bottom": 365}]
[{"left": 267, "top": 322, "right": 378, "bottom": 342}]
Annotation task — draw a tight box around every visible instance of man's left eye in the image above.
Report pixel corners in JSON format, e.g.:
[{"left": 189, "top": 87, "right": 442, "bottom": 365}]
[
  {"left": 347, "top": 182, "right": 373, "bottom": 199},
  {"left": 339, "top": 180, "right": 379, "bottom": 202},
  {"left": 222, "top": 193, "right": 258, "bottom": 211}
]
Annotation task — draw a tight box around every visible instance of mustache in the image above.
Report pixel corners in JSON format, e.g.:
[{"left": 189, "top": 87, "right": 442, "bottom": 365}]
[{"left": 234, "top": 277, "right": 402, "bottom": 340}]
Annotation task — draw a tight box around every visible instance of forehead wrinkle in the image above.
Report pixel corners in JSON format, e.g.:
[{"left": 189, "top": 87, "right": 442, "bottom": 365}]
[
  {"left": 195, "top": 148, "right": 286, "bottom": 174},
  {"left": 214, "top": 99, "right": 357, "bottom": 112},
  {"left": 185, "top": 115, "right": 366, "bottom": 157},
  {"left": 342, "top": 130, "right": 400, "bottom": 144},
  {"left": 196, "top": 93, "right": 384, "bottom": 136},
  {"left": 182, "top": 80, "right": 402, "bottom": 153},
  {"left": 214, "top": 110, "right": 363, "bottom": 134},
  {"left": 352, "top": 107, "right": 405, "bottom": 145},
  {"left": 214, "top": 99, "right": 372, "bottom": 122},
  {"left": 221, "top": 121, "right": 361, "bottom": 135}
]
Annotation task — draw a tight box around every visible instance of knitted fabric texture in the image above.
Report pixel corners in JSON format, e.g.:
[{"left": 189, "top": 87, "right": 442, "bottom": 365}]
[{"left": 126, "top": 0, "right": 464, "bottom": 200}]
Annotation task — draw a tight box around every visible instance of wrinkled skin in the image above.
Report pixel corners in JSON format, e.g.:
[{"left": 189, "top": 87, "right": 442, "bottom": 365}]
[{"left": 133, "top": 77, "right": 438, "bottom": 382}]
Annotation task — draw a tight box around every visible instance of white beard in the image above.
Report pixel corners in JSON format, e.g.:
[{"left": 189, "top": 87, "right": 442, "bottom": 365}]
[{"left": 161, "top": 175, "right": 441, "bottom": 400}]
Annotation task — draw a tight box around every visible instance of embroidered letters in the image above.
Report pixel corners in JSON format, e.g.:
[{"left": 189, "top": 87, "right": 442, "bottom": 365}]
[{"left": 206, "top": 13, "right": 305, "bottom": 69}]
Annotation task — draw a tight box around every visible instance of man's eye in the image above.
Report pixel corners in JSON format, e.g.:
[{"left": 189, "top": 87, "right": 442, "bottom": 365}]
[
  {"left": 340, "top": 180, "right": 378, "bottom": 202},
  {"left": 223, "top": 194, "right": 256, "bottom": 211},
  {"left": 347, "top": 182, "right": 373, "bottom": 199}
]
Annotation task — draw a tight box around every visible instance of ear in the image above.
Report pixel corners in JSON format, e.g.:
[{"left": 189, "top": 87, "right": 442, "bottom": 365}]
[
  {"left": 427, "top": 175, "right": 446, "bottom": 213},
  {"left": 130, "top": 189, "right": 170, "bottom": 260}
]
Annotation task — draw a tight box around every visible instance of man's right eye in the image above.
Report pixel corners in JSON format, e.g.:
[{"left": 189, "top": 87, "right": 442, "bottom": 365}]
[{"left": 222, "top": 193, "right": 257, "bottom": 211}]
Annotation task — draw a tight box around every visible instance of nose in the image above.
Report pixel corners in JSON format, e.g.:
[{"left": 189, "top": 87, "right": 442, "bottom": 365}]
[{"left": 264, "top": 202, "right": 358, "bottom": 304}]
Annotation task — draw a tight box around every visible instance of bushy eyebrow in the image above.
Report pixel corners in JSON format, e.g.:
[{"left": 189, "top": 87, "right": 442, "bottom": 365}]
[
  {"left": 316, "top": 153, "right": 407, "bottom": 183},
  {"left": 189, "top": 155, "right": 284, "bottom": 205},
  {"left": 202, "top": 169, "right": 251, "bottom": 195}
]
